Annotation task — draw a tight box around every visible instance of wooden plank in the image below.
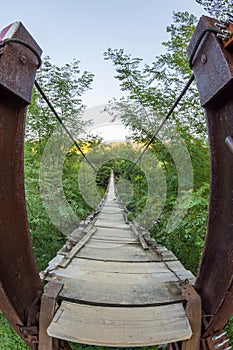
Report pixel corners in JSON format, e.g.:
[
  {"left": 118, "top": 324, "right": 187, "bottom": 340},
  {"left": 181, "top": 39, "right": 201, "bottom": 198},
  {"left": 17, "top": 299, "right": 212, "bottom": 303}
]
[
  {"left": 94, "top": 234, "right": 136, "bottom": 241},
  {"left": 76, "top": 243, "right": 177, "bottom": 262},
  {"left": 97, "top": 211, "right": 124, "bottom": 217},
  {"left": 93, "top": 227, "right": 135, "bottom": 239},
  {"left": 44, "top": 254, "right": 65, "bottom": 271},
  {"left": 48, "top": 267, "right": 195, "bottom": 305},
  {"left": 101, "top": 207, "right": 123, "bottom": 212},
  {"left": 102, "top": 203, "right": 120, "bottom": 208},
  {"left": 92, "top": 232, "right": 168, "bottom": 249},
  {"left": 56, "top": 258, "right": 191, "bottom": 274},
  {"left": 52, "top": 265, "right": 194, "bottom": 284},
  {"left": 90, "top": 237, "right": 138, "bottom": 244},
  {"left": 130, "top": 222, "right": 149, "bottom": 250},
  {"left": 95, "top": 219, "right": 130, "bottom": 229},
  {"left": 101, "top": 208, "right": 123, "bottom": 214},
  {"left": 66, "top": 228, "right": 97, "bottom": 258},
  {"left": 58, "top": 228, "right": 96, "bottom": 268},
  {"left": 96, "top": 213, "right": 124, "bottom": 221},
  {"left": 47, "top": 301, "right": 192, "bottom": 346},
  {"left": 84, "top": 239, "right": 140, "bottom": 249}
]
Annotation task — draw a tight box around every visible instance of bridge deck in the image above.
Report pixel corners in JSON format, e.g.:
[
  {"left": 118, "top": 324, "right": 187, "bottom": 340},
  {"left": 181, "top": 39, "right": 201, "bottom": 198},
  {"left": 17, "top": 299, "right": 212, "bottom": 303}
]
[{"left": 45, "top": 172, "right": 194, "bottom": 347}]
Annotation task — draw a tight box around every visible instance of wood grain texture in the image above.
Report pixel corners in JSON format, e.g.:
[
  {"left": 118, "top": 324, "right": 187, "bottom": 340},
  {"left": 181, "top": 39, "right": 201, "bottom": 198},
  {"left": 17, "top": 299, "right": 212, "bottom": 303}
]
[
  {"left": 94, "top": 219, "right": 130, "bottom": 229},
  {"left": 47, "top": 301, "right": 192, "bottom": 346},
  {"left": 97, "top": 212, "right": 125, "bottom": 221},
  {"left": 49, "top": 273, "right": 195, "bottom": 305},
  {"left": 76, "top": 243, "right": 177, "bottom": 262},
  {"left": 58, "top": 228, "right": 96, "bottom": 268},
  {"left": 92, "top": 226, "right": 135, "bottom": 239},
  {"left": 56, "top": 258, "right": 190, "bottom": 274}
]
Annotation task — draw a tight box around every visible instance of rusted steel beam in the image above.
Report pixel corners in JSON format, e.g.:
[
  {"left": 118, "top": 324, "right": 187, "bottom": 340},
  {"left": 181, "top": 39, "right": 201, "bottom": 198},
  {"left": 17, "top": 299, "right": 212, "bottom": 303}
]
[
  {"left": 167, "top": 284, "right": 202, "bottom": 350},
  {"left": 39, "top": 282, "right": 64, "bottom": 350},
  {"left": 188, "top": 15, "right": 233, "bottom": 339},
  {"left": 181, "top": 284, "right": 202, "bottom": 350},
  {"left": 166, "top": 343, "right": 180, "bottom": 350},
  {"left": 0, "top": 22, "right": 42, "bottom": 349}
]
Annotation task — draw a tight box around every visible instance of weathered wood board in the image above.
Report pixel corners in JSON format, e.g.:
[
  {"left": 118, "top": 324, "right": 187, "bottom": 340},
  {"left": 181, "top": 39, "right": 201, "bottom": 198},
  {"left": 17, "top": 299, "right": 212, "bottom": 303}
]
[
  {"left": 95, "top": 219, "right": 130, "bottom": 230},
  {"left": 48, "top": 256, "right": 194, "bottom": 305},
  {"left": 49, "top": 272, "right": 194, "bottom": 305},
  {"left": 97, "top": 212, "right": 125, "bottom": 221},
  {"left": 76, "top": 243, "right": 177, "bottom": 262},
  {"left": 57, "top": 258, "right": 190, "bottom": 274},
  {"left": 44, "top": 171, "right": 195, "bottom": 346},
  {"left": 92, "top": 227, "right": 135, "bottom": 240},
  {"left": 101, "top": 208, "right": 123, "bottom": 214},
  {"left": 47, "top": 301, "right": 192, "bottom": 346}
]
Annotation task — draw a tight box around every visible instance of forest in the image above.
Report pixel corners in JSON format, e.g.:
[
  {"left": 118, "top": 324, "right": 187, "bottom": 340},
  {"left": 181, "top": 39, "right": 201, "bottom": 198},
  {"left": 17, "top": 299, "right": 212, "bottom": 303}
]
[{"left": 1, "top": 0, "right": 233, "bottom": 348}]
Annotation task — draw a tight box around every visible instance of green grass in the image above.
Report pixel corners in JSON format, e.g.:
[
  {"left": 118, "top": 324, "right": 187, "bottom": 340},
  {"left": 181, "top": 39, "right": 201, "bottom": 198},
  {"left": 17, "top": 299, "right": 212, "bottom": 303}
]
[{"left": 0, "top": 313, "right": 28, "bottom": 350}]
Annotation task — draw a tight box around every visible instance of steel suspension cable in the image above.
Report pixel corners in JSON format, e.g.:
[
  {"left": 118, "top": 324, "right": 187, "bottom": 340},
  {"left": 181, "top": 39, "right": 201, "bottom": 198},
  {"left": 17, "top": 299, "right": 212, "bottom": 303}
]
[
  {"left": 34, "top": 80, "right": 97, "bottom": 173},
  {"left": 126, "top": 74, "right": 195, "bottom": 175}
]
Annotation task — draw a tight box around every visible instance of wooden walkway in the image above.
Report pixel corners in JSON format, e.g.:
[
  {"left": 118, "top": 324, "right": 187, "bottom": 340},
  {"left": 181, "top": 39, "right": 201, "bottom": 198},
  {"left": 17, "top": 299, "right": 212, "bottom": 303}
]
[{"left": 44, "top": 172, "right": 195, "bottom": 347}]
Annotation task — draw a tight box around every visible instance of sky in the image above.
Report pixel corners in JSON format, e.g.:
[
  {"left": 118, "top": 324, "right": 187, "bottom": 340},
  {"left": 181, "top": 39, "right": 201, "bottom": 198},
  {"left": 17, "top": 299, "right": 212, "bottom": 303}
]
[{"left": 0, "top": 0, "right": 207, "bottom": 108}]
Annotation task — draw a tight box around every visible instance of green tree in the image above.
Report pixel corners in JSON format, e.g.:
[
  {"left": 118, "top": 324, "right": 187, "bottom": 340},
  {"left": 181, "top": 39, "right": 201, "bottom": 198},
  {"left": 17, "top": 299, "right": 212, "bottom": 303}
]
[
  {"left": 196, "top": 0, "right": 233, "bottom": 18},
  {"left": 26, "top": 57, "right": 94, "bottom": 141},
  {"left": 104, "top": 12, "right": 206, "bottom": 138}
]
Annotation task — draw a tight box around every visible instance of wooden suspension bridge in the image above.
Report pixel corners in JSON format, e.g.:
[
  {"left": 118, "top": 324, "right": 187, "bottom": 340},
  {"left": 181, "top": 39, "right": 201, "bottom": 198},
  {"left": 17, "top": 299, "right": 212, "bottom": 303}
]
[
  {"left": 43, "top": 171, "right": 195, "bottom": 347},
  {"left": 0, "top": 14, "right": 233, "bottom": 350}
]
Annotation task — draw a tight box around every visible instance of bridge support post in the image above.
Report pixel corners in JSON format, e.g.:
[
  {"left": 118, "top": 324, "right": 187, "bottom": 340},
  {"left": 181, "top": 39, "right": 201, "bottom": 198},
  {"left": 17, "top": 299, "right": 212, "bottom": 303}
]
[
  {"left": 0, "top": 22, "right": 42, "bottom": 349},
  {"left": 187, "top": 15, "right": 233, "bottom": 346},
  {"left": 181, "top": 284, "right": 202, "bottom": 350},
  {"left": 39, "top": 282, "right": 64, "bottom": 350}
]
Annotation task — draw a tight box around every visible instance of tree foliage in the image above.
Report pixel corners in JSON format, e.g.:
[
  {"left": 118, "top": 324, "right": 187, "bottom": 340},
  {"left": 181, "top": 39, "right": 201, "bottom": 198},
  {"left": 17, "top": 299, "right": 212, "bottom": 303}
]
[
  {"left": 103, "top": 9, "right": 211, "bottom": 275},
  {"left": 104, "top": 11, "right": 206, "bottom": 139},
  {"left": 196, "top": 0, "right": 233, "bottom": 18},
  {"left": 26, "top": 57, "right": 94, "bottom": 141}
]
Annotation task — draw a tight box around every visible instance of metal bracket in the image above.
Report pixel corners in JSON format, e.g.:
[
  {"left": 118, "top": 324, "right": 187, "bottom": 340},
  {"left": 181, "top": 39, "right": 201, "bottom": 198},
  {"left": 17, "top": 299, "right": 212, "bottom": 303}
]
[
  {"left": 0, "top": 21, "right": 42, "bottom": 103},
  {"left": 39, "top": 281, "right": 64, "bottom": 350},
  {"left": 0, "top": 41, "right": 5, "bottom": 57},
  {"left": 166, "top": 343, "right": 180, "bottom": 350},
  {"left": 167, "top": 284, "right": 202, "bottom": 350},
  {"left": 202, "top": 331, "right": 230, "bottom": 350},
  {"left": 18, "top": 290, "right": 42, "bottom": 348},
  {"left": 19, "top": 326, "right": 39, "bottom": 345},
  {"left": 181, "top": 284, "right": 202, "bottom": 350},
  {"left": 188, "top": 15, "right": 233, "bottom": 106}
]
